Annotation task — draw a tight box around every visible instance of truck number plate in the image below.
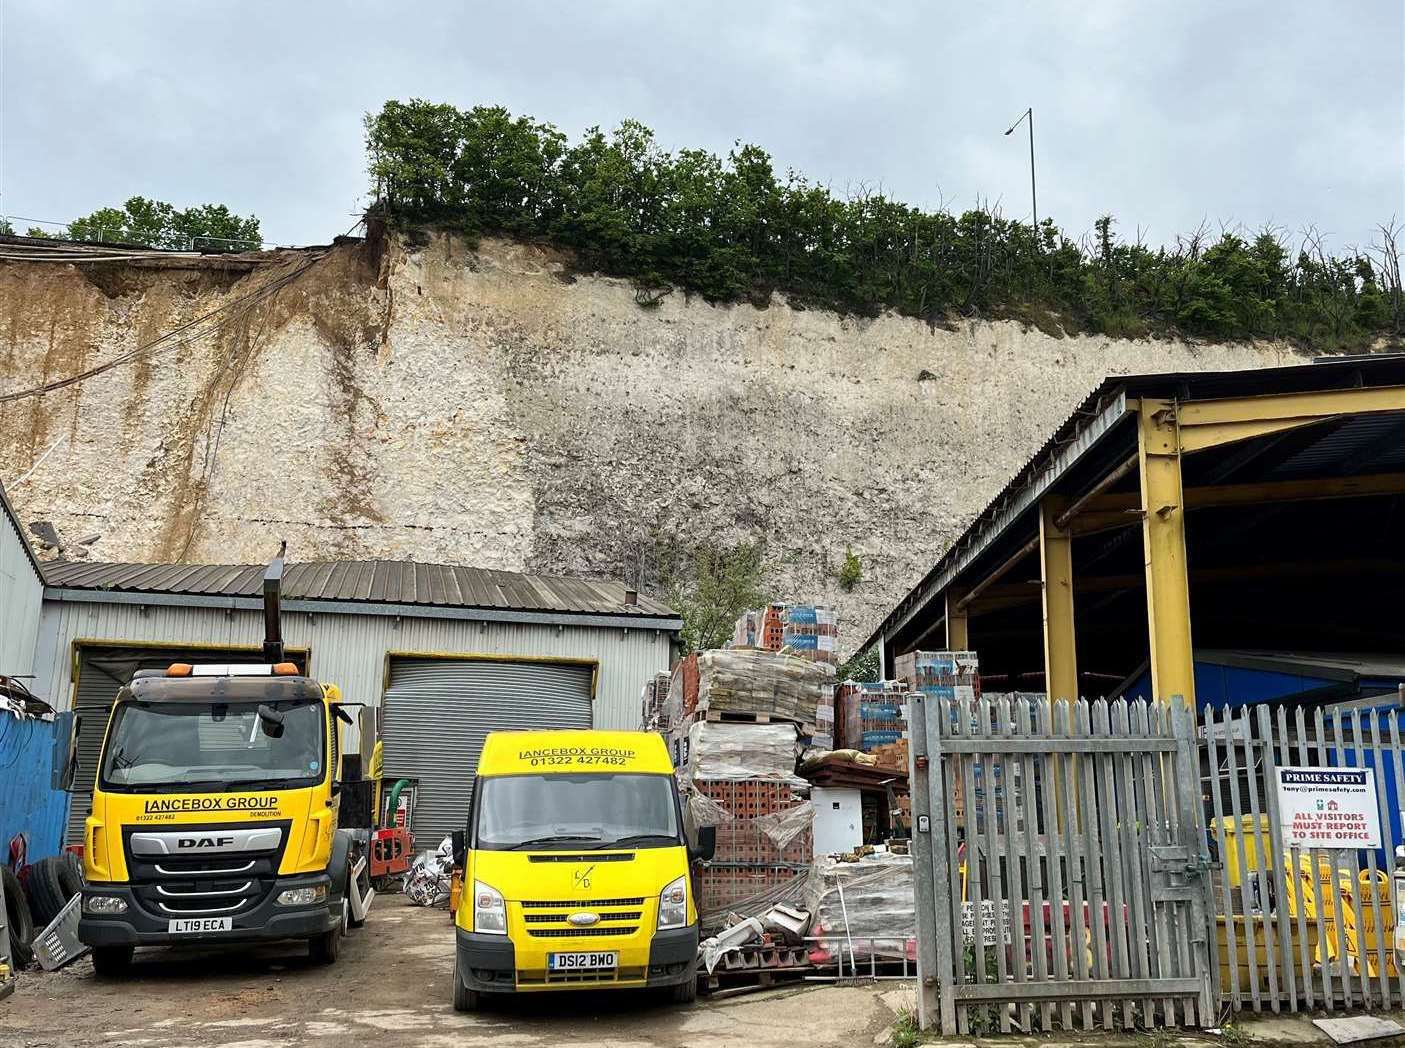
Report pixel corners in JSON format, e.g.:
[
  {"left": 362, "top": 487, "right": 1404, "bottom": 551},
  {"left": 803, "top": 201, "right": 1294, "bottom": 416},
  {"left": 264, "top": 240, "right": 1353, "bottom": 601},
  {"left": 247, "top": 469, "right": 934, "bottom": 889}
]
[
  {"left": 167, "top": 917, "right": 233, "bottom": 934},
  {"left": 549, "top": 950, "right": 617, "bottom": 971}
]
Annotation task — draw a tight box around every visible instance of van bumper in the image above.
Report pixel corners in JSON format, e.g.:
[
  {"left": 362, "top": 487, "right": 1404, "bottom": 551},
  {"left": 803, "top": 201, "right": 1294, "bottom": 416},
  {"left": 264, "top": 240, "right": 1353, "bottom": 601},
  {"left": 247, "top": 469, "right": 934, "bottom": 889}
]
[
  {"left": 78, "top": 876, "right": 339, "bottom": 947},
  {"left": 455, "top": 924, "right": 700, "bottom": 992}
]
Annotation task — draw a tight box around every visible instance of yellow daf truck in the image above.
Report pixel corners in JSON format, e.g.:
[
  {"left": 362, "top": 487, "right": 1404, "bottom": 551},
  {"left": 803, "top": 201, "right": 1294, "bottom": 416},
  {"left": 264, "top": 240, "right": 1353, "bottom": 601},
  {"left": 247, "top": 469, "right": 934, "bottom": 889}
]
[
  {"left": 450, "top": 729, "right": 713, "bottom": 1009},
  {"left": 53, "top": 550, "right": 374, "bottom": 975}
]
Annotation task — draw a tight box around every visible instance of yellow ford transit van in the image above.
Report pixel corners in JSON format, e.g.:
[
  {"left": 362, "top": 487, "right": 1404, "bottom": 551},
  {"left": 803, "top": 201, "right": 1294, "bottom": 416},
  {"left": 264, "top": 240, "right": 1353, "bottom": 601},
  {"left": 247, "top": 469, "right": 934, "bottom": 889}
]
[{"left": 450, "top": 730, "right": 713, "bottom": 1009}]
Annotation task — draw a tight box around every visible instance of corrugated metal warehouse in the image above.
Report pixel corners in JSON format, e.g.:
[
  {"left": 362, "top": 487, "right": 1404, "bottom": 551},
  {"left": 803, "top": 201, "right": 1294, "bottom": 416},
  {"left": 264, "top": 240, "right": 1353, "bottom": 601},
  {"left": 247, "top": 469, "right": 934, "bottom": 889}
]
[{"left": 30, "top": 560, "right": 682, "bottom": 841}]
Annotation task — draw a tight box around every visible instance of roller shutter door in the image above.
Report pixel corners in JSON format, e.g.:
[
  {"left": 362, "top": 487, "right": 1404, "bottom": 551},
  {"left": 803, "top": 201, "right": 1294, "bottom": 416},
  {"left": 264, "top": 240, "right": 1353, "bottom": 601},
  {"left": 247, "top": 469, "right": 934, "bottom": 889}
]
[
  {"left": 65, "top": 646, "right": 308, "bottom": 844},
  {"left": 380, "top": 658, "right": 593, "bottom": 843}
]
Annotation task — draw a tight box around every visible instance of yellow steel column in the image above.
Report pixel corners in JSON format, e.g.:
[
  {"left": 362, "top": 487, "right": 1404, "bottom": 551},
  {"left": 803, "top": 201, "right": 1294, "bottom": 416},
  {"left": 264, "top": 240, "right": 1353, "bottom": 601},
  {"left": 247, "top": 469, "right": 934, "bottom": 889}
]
[
  {"left": 1138, "top": 399, "right": 1196, "bottom": 708},
  {"left": 1039, "top": 496, "right": 1078, "bottom": 702},
  {"left": 945, "top": 592, "right": 969, "bottom": 650}
]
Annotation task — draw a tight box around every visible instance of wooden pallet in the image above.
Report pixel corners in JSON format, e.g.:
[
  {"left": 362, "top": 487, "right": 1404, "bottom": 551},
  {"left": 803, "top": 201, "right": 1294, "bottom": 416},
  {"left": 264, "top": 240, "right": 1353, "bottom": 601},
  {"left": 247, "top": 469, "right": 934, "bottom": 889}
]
[{"left": 702, "top": 708, "right": 817, "bottom": 735}]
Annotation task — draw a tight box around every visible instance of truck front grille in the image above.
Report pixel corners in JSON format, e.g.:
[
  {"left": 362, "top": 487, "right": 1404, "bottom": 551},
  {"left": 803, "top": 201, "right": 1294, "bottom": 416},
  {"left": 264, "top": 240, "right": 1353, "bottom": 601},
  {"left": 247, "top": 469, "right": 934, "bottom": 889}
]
[{"left": 122, "top": 821, "right": 291, "bottom": 919}]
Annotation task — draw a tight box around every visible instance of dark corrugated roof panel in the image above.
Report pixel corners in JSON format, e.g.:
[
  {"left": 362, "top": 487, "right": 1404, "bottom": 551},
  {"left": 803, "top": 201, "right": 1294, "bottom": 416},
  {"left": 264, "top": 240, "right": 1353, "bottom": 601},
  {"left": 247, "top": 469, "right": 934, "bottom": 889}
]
[{"left": 42, "top": 558, "right": 676, "bottom": 619}]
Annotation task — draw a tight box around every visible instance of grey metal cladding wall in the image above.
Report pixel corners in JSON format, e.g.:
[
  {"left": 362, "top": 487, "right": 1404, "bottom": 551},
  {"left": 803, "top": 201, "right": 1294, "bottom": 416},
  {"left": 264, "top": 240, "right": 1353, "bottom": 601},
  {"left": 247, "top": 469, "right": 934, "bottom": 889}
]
[
  {"left": 381, "top": 658, "right": 593, "bottom": 842},
  {"left": 0, "top": 503, "right": 42, "bottom": 682},
  {"left": 33, "top": 600, "right": 673, "bottom": 733}
]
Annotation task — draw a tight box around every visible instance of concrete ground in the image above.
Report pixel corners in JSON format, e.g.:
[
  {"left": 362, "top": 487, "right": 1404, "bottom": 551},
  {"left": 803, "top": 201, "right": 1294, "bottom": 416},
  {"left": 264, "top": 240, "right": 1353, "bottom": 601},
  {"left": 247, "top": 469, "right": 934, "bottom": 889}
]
[{"left": 5, "top": 895, "right": 908, "bottom": 1048}]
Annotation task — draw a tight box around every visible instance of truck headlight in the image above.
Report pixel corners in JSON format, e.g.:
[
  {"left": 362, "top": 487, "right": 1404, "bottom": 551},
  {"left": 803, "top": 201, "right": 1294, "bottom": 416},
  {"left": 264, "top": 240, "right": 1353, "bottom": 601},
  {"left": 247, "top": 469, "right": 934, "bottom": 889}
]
[
  {"left": 657, "top": 875, "right": 688, "bottom": 930},
  {"left": 83, "top": 894, "right": 128, "bottom": 915},
  {"left": 474, "top": 881, "right": 507, "bottom": 935},
  {"left": 276, "top": 884, "right": 328, "bottom": 906}
]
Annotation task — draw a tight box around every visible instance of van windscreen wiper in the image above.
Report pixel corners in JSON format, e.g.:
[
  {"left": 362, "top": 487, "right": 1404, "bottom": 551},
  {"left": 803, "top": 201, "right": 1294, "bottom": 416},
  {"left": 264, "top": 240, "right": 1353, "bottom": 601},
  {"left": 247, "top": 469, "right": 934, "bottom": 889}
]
[
  {"left": 599, "top": 833, "right": 679, "bottom": 849},
  {"left": 506, "top": 834, "right": 604, "bottom": 851}
]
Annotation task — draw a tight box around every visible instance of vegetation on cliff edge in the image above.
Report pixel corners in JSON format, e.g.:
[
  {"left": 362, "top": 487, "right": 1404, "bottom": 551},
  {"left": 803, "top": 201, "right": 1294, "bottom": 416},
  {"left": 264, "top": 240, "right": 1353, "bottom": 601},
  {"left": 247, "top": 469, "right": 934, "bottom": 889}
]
[{"left": 365, "top": 100, "right": 1402, "bottom": 351}]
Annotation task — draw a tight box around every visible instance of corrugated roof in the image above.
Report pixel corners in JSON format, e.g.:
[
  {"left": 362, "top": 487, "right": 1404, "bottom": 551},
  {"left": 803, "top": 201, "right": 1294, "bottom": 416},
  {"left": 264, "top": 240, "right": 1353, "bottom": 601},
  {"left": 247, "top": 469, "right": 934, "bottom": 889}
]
[
  {"left": 42, "top": 558, "right": 675, "bottom": 619},
  {"left": 865, "top": 355, "right": 1405, "bottom": 653},
  {"left": 0, "top": 479, "right": 44, "bottom": 583}
]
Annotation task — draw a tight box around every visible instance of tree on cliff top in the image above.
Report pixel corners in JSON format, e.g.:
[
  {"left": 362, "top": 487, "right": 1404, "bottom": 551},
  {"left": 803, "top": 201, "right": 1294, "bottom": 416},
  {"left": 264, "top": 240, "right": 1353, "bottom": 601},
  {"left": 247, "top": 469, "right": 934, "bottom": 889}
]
[
  {"left": 44, "top": 196, "right": 261, "bottom": 251},
  {"left": 364, "top": 99, "right": 1403, "bottom": 350}
]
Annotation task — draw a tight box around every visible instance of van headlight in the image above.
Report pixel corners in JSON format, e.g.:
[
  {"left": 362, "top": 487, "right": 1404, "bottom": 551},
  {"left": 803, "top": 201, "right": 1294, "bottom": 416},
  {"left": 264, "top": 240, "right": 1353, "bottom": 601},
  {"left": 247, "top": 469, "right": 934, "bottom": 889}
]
[
  {"left": 474, "top": 880, "right": 507, "bottom": 935},
  {"left": 657, "top": 875, "right": 688, "bottom": 930}
]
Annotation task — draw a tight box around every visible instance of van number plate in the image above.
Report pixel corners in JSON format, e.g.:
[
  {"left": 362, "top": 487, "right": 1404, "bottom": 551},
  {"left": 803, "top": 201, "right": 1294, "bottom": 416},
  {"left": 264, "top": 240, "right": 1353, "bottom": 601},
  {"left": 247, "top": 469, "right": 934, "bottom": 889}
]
[
  {"left": 549, "top": 951, "right": 617, "bottom": 971},
  {"left": 168, "top": 917, "right": 232, "bottom": 934}
]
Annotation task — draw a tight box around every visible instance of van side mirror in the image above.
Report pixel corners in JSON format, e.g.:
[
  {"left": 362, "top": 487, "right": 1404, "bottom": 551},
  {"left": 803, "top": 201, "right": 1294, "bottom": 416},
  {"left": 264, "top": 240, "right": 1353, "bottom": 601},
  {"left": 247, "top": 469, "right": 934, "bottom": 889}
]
[
  {"left": 51, "top": 711, "right": 81, "bottom": 792},
  {"left": 450, "top": 829, "right": 467, "bottom": 867},
  {"left": 691, "top": 825, "right": 716, "bottom": 862}
]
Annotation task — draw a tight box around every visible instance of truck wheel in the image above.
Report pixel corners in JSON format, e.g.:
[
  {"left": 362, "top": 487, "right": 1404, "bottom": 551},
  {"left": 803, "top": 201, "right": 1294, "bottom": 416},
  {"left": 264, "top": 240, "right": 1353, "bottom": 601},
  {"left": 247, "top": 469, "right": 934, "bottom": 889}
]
[
  {"left": 452, "top": 953, "right": 479, "bottom": 1012},
  {"left": 2, "top": 867, "right": 35, "bottom": 968},
  {"left": 669, "top": 973, "right": 699, "bottom": 1004},
  {"left": 309, "top": 897, "right": 347, "bottom": 964},
  {"left": 91, "top": 945, "right": 134, "bottom": 977}
]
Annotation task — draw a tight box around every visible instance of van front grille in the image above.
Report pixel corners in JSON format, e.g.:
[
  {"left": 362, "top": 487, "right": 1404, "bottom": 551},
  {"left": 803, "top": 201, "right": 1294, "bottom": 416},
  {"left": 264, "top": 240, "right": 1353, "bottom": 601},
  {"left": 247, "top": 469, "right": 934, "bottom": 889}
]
[
  {"left": 523, "top": 911, "right": 642, "bottom": 924},
  {"left": 521, "top": 897, "right": 645, "bottom": 908},
  {"left": 527, "top": 926, "right": 639, "bottom": 938}
]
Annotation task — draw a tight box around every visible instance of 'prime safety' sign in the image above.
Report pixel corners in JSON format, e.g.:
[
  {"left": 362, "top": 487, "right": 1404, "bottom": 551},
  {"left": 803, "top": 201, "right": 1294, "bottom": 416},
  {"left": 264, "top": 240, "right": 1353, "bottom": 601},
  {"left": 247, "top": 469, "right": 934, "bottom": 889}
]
[{"left": 1275, "top": 767, "right": 1381, "bottom": 849}]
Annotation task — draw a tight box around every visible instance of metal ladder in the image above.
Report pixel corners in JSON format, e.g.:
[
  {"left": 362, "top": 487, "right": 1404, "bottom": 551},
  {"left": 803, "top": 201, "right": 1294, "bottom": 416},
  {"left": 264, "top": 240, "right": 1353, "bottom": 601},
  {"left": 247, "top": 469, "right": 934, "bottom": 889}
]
[{"left": 0, "top": 869, "right": 16, "bottom": 1001}]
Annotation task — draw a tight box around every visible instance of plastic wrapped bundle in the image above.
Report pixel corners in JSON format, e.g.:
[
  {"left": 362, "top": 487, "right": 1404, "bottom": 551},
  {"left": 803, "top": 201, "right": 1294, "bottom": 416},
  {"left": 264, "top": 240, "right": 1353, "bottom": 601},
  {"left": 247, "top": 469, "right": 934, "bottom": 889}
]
[
  {"left": 682, "top": 721, "right": 803, "bottom": 784},
  {"left": 806, "top": 852, "right": 916, "bottom": 964},
  {"left": 694, "top": 649, "right": 829, "bottom": 724},
  {"left": 781, "top": 604, "right": 839, "bottom": 671}
]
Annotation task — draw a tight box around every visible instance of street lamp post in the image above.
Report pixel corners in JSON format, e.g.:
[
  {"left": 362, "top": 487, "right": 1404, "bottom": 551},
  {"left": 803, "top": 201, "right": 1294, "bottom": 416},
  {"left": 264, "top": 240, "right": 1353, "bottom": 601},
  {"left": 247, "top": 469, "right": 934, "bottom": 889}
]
[{"left": 1004, "top": 107, "right": 1037, "bottom": 233}]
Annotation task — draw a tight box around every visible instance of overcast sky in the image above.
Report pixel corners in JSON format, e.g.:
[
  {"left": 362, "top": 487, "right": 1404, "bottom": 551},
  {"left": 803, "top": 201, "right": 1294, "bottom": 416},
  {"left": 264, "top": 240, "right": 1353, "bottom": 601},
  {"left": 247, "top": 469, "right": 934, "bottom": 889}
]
[{"left": 2, "top": 1, "right": 1401, "bottom": 253}]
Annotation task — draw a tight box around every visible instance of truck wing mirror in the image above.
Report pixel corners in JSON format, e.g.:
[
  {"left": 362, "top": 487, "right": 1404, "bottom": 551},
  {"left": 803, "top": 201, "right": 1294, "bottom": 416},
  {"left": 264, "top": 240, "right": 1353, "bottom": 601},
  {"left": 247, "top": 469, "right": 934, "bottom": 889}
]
[
  {"left": 450, "top": 830, "right": 467, "bottom": 867},
  {"left": 51, "top": 711, "right": 82, "bottom": 792},
  {"left": 691, "top": 825, "right": 716, "bottom": 862}
]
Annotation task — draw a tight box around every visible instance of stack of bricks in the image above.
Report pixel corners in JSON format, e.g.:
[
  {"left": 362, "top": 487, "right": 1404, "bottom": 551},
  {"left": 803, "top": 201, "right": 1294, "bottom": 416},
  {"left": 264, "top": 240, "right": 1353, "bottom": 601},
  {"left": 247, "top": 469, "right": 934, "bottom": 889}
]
[
  {"left": 695, "top": 779, "right": 812, "bottom": 866},
  {"left": 894, "top": 650, "right": 981, "bottom": 716},
  {"left": 835, "top": 680, "right": 911, "bottom": 752},
  {"left": 780, "top": 604, "right": 839, "bottom": 671},
  {"left": 728, "top": 603, "right": 787, "bottom": 651}
]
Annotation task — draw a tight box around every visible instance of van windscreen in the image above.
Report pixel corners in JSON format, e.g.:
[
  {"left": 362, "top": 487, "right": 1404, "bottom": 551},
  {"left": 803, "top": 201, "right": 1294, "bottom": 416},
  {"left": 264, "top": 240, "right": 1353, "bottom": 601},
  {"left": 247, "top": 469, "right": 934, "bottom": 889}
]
[{"left": 475, "top": 773, "right": 680, "bottom": 851}]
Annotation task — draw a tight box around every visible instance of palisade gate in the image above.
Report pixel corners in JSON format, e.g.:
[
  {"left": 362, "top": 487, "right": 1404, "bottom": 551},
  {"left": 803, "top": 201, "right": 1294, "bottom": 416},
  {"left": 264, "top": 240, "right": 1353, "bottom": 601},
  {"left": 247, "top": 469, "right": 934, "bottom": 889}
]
[
  {"left": 909, "top": 693, "right": 1405, "bottom": 1033},
  {"left": 908, "top": 694, "right": 1216, "bottom": 1034}
]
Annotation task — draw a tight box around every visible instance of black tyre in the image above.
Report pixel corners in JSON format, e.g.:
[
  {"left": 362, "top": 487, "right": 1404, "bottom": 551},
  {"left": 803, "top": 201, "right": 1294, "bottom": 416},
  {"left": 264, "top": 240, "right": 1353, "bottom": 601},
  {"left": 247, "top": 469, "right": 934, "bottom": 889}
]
[
  {"left": 91, "top": 945, "right": 134, "bottom": 977},
  {"left": 669, "top": 973, "right": 699, "bottom": 1004},
  {"left": 26, "top": 854, "right": 83, "bottom": 930},
  {"left": 452, "top": 953, "right": 479, "bottom": 1012},
  {"left": 2, "top": 866, "right": 35, "bottom": 968},
  {"left": 309, "top": 897, "right": 346, "bottom": 965}
]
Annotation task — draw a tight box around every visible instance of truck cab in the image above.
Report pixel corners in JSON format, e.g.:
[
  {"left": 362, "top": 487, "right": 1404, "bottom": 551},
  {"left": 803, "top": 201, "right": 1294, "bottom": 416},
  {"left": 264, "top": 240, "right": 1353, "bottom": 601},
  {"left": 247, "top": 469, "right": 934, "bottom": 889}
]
[
  {"left": 452, "top": 730, "right": 713, "bottom": 1009},
  {"left": 76, "top": 662, "right": 365, "bottom": 973},
  {"left": 58, "top": 548, "right": 373, "bottom": 975}
]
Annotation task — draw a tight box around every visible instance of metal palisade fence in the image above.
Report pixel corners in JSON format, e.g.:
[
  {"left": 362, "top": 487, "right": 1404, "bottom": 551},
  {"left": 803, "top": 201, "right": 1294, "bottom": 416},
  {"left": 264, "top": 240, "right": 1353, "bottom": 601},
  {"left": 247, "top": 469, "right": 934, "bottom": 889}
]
[
  {"left": 908, "top": 695, "right": 1216, "bottom": 1034},
  {"left": 1202, "top": 702, "right": 1401, "bottom": 1014}
]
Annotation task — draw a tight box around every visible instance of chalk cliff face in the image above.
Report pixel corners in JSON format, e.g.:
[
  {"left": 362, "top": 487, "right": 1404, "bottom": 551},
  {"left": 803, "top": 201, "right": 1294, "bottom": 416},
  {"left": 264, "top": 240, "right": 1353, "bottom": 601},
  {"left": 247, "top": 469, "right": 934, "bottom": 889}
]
[{"left": 0, "top": 232, "right": 1304, "bottom": 649}]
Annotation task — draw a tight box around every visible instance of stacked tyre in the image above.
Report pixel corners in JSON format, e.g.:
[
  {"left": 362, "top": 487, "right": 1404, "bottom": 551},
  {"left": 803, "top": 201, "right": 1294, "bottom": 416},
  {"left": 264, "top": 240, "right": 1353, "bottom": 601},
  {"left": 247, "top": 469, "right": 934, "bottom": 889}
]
[
  {"left": 1, "top": 866, "right": 34, "bottom": 968},
  {"left": 26, "top": 853, "right": 83, "bottom": 929}
]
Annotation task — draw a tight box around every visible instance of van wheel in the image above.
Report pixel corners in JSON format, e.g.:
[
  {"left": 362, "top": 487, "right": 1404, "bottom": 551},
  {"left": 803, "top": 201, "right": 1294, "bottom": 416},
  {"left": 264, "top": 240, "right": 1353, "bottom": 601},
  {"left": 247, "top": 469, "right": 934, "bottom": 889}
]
[
  {"left": 91, "top": 945, "right": 134, "bottom": 977},
  {"left": 452, "top": 954, "right": 479, "bottom": 1012},
  {"left": 670, "top": 974, "right": 699, "bottom": 1004}
]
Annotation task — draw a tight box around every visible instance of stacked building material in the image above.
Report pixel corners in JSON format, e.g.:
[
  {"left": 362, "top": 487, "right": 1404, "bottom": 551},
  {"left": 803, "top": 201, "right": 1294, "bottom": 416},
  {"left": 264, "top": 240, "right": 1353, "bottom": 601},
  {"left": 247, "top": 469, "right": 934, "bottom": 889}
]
[
  {"left": 681, "top": 721, "right": 814, "bottom": 917},
  {"left": 780, "top": 604, "right": 839, "bottom": 671},
  {"left": 728, "top": 603, "right": 787, "bottom": 651},
  {"left": 894, "top": 649, "right": 981, "bottom": 712},
  {"left": 835, "top": 680, "right": 911, "bottom": 752},
  {"left": 806, "top": 852, "right": 916, "bottom": 965},
  {"left": 638, "top": 670, "right": 673, "bottom": 732},
  {"left": 674, "top": 649, "right": 829, "bottom": 726}
]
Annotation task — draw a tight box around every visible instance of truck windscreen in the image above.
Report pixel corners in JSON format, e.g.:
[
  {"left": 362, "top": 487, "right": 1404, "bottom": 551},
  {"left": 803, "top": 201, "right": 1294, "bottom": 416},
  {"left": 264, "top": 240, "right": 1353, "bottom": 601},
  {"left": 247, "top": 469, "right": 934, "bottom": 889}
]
[
  {"left": 475, "top": 773, "right": 681, "bottom": 851},
  {"left": 98, "top": 699, "right": 325, "bottom": 792}
]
